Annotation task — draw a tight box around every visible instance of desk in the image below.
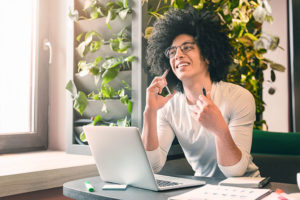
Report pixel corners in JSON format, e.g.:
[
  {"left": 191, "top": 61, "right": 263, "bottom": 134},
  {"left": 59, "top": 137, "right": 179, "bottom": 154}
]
[{"left": 63, "top": 176, "right": 299, "bottom": 200}]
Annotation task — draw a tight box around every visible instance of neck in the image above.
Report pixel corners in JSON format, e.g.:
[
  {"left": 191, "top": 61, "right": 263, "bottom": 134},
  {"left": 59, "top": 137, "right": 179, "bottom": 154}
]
[{"left": 183, "top": 75, "right": 212, "bottom": 105}]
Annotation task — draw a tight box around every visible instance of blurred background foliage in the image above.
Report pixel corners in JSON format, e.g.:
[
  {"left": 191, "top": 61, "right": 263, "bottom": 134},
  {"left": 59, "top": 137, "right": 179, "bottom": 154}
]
[{"left": 143, "top": 0, "right": 285, "bottom": 130}]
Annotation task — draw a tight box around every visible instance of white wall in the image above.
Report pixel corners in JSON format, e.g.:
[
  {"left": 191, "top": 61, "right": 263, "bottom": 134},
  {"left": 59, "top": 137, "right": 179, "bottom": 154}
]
[
  {"left": 47, "top": 0, "right": 290, "bottom": 150},
  {"left": 262, "top": 0, "right": 289, "bottom": 132}
]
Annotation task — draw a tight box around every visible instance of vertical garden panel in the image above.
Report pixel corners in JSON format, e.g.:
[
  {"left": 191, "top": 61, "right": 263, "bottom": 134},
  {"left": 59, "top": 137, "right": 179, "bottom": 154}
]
[{"left": 66, "top": 0, "right": 148, "bottom": 155}]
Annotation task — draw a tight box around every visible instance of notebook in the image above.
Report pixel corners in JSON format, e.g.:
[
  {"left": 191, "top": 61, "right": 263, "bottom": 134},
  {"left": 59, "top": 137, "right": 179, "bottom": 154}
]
[
  {"left": 83, "top": 125, "right": 205, "bottom": 191},
  {"left": 219, "top": 177, "right": 270, "bottom": 188}
]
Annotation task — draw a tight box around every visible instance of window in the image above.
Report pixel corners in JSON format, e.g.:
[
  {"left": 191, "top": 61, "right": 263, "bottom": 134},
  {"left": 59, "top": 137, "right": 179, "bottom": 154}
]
[{"left": 0, "top": 0, "right": 49, "bottom": 153}]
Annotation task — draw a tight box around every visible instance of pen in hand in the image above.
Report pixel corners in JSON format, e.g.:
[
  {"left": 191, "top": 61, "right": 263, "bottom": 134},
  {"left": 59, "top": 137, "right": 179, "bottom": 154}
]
[
  {"left": 161, "top": 69, "right": 171, "bottom": 95},
  {"left": 202, "top": 87, "right": 206, "bottom": 96}
]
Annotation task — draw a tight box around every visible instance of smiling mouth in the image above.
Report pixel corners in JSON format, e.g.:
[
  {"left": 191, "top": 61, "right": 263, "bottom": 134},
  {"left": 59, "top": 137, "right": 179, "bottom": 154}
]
[{"left": 176, "top": 62, "right": 190, "bottom": 69}]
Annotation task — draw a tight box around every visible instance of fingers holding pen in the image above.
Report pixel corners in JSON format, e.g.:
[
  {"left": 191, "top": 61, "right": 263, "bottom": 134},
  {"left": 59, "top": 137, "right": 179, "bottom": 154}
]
[
  {"left": 191, "top": 91, "right": 212, "bottom": 122},
  {"left": 148, "top": 81, "right": 163, "bottom": 94},
  {"left": 148, "top": 70, "right": 169, "bottom": 94}
]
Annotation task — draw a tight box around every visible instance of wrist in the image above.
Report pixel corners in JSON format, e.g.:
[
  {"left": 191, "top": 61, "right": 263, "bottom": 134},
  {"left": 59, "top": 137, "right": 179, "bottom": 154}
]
[
  {"left": 144, "top": 106, "right": 158, "bottom": 116},
  {"left": 213, "top": 124, "right": 230, "bottom": 140}
]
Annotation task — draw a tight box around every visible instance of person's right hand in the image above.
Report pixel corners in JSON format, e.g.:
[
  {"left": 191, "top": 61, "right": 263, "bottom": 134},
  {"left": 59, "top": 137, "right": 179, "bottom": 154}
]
[{"left": 145, "top": 69, "right": 176, "bottom": 112}]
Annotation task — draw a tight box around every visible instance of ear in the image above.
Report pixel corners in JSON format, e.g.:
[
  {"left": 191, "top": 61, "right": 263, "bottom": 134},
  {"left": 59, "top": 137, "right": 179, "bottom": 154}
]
[{"left": 205, "top": 59, "right": 210, "bottom": 65}]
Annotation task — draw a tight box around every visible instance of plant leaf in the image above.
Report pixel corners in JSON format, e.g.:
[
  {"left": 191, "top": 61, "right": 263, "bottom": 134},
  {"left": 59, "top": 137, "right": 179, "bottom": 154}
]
[
  {"left": 102, "top": 57, "right": 124, "bottom": 69},
  {"left": 92, "top": 115, "right": 103, "bottom": 125},
  {"left": 119, "top": 8, "right": 130, "bottom": 20},
  {"left": 101, "top": 101, "right": 108, "bottom": 113},
  {"left": 106, "top": 9, "right": 117, "bottom": 30},
  {"left": 89, "top": 66, "right": 100, "bottom": 76},
  {"left": 122, "top": 0, "right": 128, "bottom": 8},
  {"left": 244, "top": 33, "right": 258, "bottom": 41},
  {"left": 90, "top": 11, "right": 99, "bottom": 19},
  {"left": 270, "top": 70, "right": 276, "bottom": 82},
  {"left": 118, "top": 41, "right": 130, "bottom": 53},
  {"left": 121, "top": 80, "right": 131, "bottom": 90},
  {"left": 124, "top": 55, "right": 135, "bottom": 62},
  {"left": 102, "top": 68, "right": 120, "bottom": 84},
  {"left": 80, "top": 132, "right": 87, "bottom": 142},
  {"left": 144, "top": 26, "right": 153, "bottom": 39},
  {"left": 117, "top": 116, "right": 128, "bottom": 127},
  {"left": 74, "top": 91, "right": 88, "bottom": 115},
  {"left": 76, "top": 33, "right": 84, "bottom": 42},
  {"left": 76, "top": 42, "right": 86, "bottom": 57},
  {"left": 109, "top": 38, "right": 120, "bottom": 52},
  {"left": 270, "top": 63, "right": 285, "bottom": 72},
  {"left": 128, "top": 100, "right": 132, "bottom": 114},
  {"left": 94, "top": 56, "right": 103, "bottom": 66},
  {"left": 90, "top": 40, "right": 102, "bottom": 52},
  {"left": 237, "top": 36, "right": 253, "bottom": 47},
  {"left": 85, "top": 31, "right": 102, "bottom": 44},
  {"left": 65, "top": 80, "right": 77, "bottom": 97}
]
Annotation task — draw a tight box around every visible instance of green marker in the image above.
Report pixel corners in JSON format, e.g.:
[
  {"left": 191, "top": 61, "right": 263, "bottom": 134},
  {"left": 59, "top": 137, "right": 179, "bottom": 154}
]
[{"left": 84, "top": 181, "right": 95, "bottom": 192}]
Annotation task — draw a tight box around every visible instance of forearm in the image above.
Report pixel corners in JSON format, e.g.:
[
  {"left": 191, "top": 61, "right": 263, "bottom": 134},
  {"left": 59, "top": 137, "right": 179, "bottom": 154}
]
[
  {"left": 142, "top": 107, "right": 159, "bottom": 151},
  {"left": 214, "top": 127, "right": 242, "bottom": 167}
]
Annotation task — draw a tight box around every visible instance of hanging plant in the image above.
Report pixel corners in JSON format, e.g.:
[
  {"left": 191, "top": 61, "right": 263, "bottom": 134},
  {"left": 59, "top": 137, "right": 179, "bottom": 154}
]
[
  {"left": 76, "top": 27, "right": 131, "bottom": 57},
  {"left": 76, "top": 31, "right": 104, "bottom": 58},
  {"left": 109, "top": 27, "right": 131, "bottom": 53},
  {"left": 67, "top": 55, "right": 134, "bottom": 117},
  {"left": 69, "top": 0, "right": 132, "bottom": 29}
]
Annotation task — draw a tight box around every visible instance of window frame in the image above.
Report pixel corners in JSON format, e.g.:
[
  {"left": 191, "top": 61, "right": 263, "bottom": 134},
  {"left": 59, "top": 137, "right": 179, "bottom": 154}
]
[{"left": 0, "top": 0, "right": 49, "bottom": 153}]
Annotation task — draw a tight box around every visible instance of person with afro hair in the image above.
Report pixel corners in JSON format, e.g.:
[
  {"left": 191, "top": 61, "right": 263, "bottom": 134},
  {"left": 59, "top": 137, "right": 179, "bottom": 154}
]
[{"left": 141, "top": 6, "right": 260, "bottom": 178}]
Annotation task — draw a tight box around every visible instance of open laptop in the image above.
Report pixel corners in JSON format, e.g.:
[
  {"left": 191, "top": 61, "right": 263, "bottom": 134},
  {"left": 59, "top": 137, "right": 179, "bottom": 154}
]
[{"left": 83, "top": 125, "right": 205, "bottom": 191}]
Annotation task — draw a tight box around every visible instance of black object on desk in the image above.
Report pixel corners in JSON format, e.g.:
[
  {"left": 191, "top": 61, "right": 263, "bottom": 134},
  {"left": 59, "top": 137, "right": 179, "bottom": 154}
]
[{"left": 63, "top": 176, "right": 299, "bottom": 200}]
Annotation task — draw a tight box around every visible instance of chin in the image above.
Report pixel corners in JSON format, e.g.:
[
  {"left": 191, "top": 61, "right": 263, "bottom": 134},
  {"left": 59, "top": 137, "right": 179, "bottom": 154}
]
[{"left": 176, "top": 74, "right": 188, "bottom": 81}]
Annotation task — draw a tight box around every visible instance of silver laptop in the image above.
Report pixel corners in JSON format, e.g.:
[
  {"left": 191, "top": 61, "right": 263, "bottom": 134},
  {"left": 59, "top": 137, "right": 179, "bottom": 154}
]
[{"left": 83, "top": 125, "right": 205, "bottom": 191}]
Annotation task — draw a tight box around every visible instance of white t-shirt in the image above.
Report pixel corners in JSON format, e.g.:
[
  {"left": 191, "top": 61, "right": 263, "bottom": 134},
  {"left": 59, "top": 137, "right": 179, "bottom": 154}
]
[{"left": 146, "top": 81, "right": 260, "bottom": 178}]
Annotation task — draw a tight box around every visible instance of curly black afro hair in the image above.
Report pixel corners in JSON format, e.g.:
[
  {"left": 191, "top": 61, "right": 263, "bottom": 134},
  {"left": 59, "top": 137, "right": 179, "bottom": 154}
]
[{"left": 146, "top": 6, "right": 234, "bottom": 92}]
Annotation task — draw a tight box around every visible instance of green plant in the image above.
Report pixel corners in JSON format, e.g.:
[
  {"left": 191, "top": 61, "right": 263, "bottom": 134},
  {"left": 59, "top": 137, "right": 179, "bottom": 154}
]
[
  {"left": 76, "top": 27, "right": 131, "bottom": 57},
  {"left": 67, "top": 0, "right": 134, "bottom": 144},
  {"left": 144, "top": 0, "right": 285, "bottom": 130},
  {"left": 69, "top": 0, "right": 131, "bottom": 29},
  {"left": 67, "top": 55, "right": 134, "bottom": 115},
  {"left": 66, "top": 80, "right": 88, "bottom": 115}
]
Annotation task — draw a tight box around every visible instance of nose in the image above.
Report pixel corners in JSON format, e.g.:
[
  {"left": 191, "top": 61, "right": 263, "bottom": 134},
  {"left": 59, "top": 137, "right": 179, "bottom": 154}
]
[{"left": 174, "top": 46, "right": 184, "bottom": 59}]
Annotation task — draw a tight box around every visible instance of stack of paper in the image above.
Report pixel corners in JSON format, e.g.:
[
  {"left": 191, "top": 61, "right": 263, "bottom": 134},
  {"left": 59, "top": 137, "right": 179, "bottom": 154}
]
[
  {"left": 219, "top": 177, "right": 270, "bottom": 188},
  {"left": 168, "top": 184, "right": 272, "bottom": 200}
]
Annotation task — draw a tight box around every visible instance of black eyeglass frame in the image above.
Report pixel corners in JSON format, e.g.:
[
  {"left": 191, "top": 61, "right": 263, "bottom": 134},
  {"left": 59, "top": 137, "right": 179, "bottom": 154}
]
[{"left": 164, "top": 41, "right": 196, "bottom": 58}]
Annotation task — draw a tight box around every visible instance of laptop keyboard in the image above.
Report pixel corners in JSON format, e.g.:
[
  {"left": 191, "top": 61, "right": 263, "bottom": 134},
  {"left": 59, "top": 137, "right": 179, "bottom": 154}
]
[{"left": 156, "top": 179, "right": 181, "bottom": 187}]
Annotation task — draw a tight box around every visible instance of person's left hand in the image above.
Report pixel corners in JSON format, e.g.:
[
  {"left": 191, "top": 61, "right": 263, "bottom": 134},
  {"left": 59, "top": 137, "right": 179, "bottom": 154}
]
[{"left": 191, "top": 92, "right": 229, "bottom": 137}]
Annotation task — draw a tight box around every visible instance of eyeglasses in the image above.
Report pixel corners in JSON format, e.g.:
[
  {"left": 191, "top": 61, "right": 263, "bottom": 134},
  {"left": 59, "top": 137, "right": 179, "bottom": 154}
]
[{"left": 164, "top": 41, "right": 196, "bottom": 58}]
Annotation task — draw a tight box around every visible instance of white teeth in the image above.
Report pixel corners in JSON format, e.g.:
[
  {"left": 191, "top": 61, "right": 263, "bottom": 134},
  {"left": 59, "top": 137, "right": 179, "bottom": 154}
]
[{"left": 177, "top": 63, "right": 189, "bottom": 68}]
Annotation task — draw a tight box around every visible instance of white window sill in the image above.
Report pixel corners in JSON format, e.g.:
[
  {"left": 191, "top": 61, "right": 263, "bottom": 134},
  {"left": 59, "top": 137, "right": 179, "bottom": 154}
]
[{"left": 0, "top": 150, "right": 98, "bottom": 197}]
